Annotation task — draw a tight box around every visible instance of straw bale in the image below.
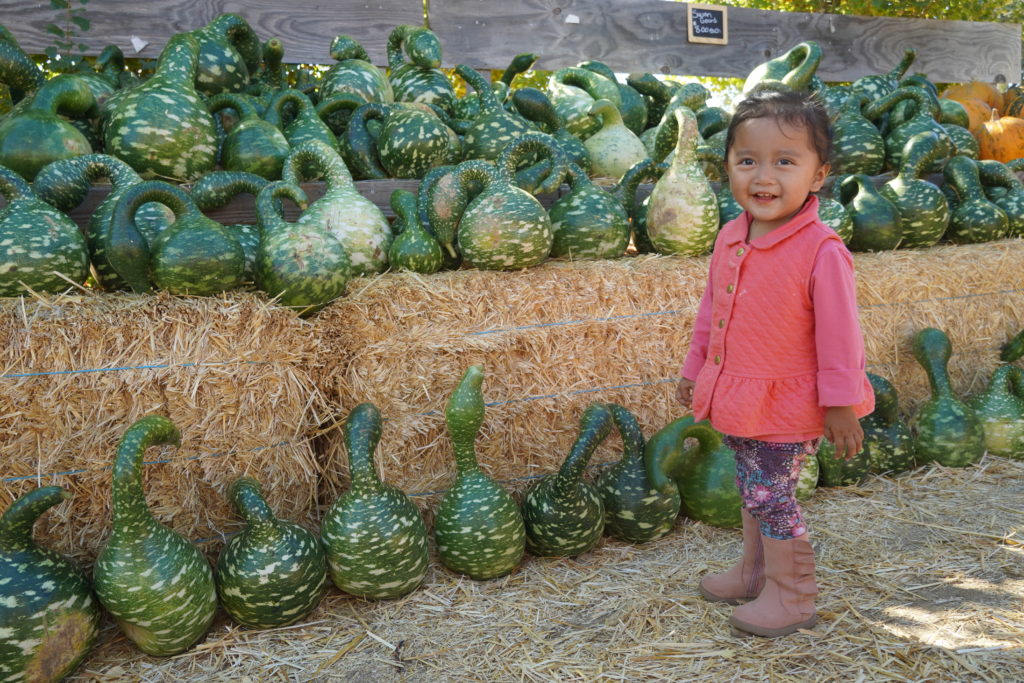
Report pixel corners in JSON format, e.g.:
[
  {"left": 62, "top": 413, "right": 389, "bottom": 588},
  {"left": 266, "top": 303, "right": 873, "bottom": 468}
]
[{"left": 0, "top": 291, "right": 329, "bottom": 562}]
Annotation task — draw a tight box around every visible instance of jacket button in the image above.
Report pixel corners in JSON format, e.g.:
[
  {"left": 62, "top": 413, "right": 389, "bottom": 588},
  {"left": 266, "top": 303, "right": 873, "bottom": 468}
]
[
  {"left": 718, "top": 319, "right": 725, "bottom": 328},
  {"left": 714, "top": 355, "right": 721, "bottom": 364},
  {"left": 736, "top": 247, "right": 745, "bottom": 256},
  {"left": 726, "top": 284, "right": 734, "bottom": 293}
]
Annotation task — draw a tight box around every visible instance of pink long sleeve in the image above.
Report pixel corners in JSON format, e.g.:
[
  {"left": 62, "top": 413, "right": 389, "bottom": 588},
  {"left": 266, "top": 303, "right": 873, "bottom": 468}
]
[
  {"left": 681, "top": 269, "right": 714, "bottom": 380},
  {"left": 810, "top": 241, "right": 868, "bottom": 407}
]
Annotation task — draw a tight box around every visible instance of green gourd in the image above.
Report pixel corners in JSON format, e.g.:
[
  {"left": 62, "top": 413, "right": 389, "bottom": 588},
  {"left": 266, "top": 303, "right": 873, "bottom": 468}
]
[
  {"left": 386, "top": 25, "right": 455, "bottom": 113},
  {"left": 282, "top": 140, "right": 392, "bottom": 276},
  {"left": 33, "top": 154, "right": 174, "bottom": 290},
  {"left": 434, "top": 365, "right": 526, "bottom": 579},
  {"left": 838, "top": 173, "right": 902, "bottom": 252},
  {"left": 522, "top": 403, "right": 613, "bottom": 557},
  {"left": 579, "top": 60, "right": 648, "bottom": 135},
  {"left": 863, "top": 86, "right": 952, "bottom": 172},
  {"left": 190, "top": 170, "right": 269, "bottom": 283},
  {"left": 104, "top": 33, "right": 217, "bottom": 180},
  {"left": 646, "top": 107, "right": 719, "bottom": 256},
  {"left": 860, "top": 373, "right": 916, "bottom": 474},
  {"left": 417, "top": 163, "right": 462, "bottom": 259},
  {"left": 816, "top": 437, "right": 872, "bottom": 487},
  {"left": 456, "top": 64, "right": 536, "bottom": 162},
  {"left": 817, "top": 195, "right": 854, "bottom": 244},
  {"left": 248, "top": 37, "right": 285, "bottom": 96},
  {"left": 977, "top": 159, "right": 1024, "bottom": 236},
  {"left": 1001, "top": 328, "right": 1024, "bottom": 363},
  {"left": 0, "top": 487, "right": 100, "bottom": 683},
  {"left": 0, "top": 31, "right": 45, "bottom": 105},
  {"left": 345, "top": 102, "right": 462, "bottom": 179},
  {"left": 0, "top": 165, "right": 88, "bottom": 296},
  {"left": 810, "top": 78, "right": 850, "bottom": 118},
  {"left": 546, "top": 66, "right": 621, "bottom": 138},
  {"left": 189, "top": 13, "right": 261, "bottom": 95},
  {"left": 206, "top": 93, "right": 290, "bottom": 179},
  {"left": 615, "top": 157, "right": 667, "bottom": 253},
  {"left": 107, "top": 180, "right": 244, "bottom": 295},
  {"left": 796, "top": 453, "right": 819, "bottom": 501},
  {"left": 910, "top": 327, "right": 986, "bottom": 468},
  {"left": 850, "top": 48, "right": 916, "bottom": 101},
  {"left": 879, "top": 132, "right": 950, "bottom": 249},
  {"left": 943, "top": 155, "right": 1009, "bottom": 244},
  {"left": 510, "top": 87, "right": 591, "bottom": 184},
  {"left": 548, "top": 163, "right": 630, "bottom": 259},
  {"left": 264, "top": 89, "right": 337, "bottom": 151},
  {"left": 321, "top": 403, "right": 429, "bottom": 598},
  {"left": 319, "top": 35, "right": 394, "bottom": 105},
  {"left": 742, "top": 41, "right": 822, "bottom": 94},
  {"left": 93, "top": 415, "right": 217, "bottom": 656},
  {"left": 255, "top": 179, "right": 350, "bottom": 316},
  {"left": 584, "top": 99, "right": 648, "bottom": 180},
  {"left": 640, "top": 83, "right": 712, "bottom": 157},
  {"left": 626, "top": 72, "right": 676, "bottom": 130},
  {"left": 215, "top": 477, "right": 328, "bottom": 629},
  {"left": 595, "top": 404, "right": 680, "bottom": 543},
  {"left": 967, "top": 365, "right": 1024, "bottom": 459},
  {"left": 830, "top": 92, "right": 885, "bottom": 176},
  {"left": 942, "top": 123, "right": 980, "bottom": 159},
  {"left": 387, "top": 188, "right": 444, "bottom": 274},
  {"left": 453, "top": 53, "right": 538, "bottom": 123},
  {"left": 717, "top": 179, "right": 744, "bottom": 227}
]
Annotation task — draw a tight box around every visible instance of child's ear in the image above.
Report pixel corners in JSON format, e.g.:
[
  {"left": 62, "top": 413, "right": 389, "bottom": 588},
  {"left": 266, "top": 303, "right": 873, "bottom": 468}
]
[{"left": 810, "top": 162, "right": 830, "bottom": 192}]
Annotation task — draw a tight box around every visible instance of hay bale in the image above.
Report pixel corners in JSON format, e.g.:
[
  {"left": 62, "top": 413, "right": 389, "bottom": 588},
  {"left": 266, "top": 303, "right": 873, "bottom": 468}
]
[
  {"left": 0, "top": 291, "right": 328, "bottom": 562},
  {"left": 315, "top": 239, "right": 1024, "bottom": 500}
]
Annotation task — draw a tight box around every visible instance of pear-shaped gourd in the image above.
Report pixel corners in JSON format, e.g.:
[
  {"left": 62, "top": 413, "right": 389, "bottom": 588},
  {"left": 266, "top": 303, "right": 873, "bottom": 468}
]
[
  {"left": 967, "top": 365, "right": 1024, "bottom": 459},
  {"left": 104, "top": 33, "right": 217, "bottom": 180},
  {"left": 215, "top": 477, "right": 328, "bottom": 629},
  {"left": 207, "top": 93, "right": 290, "bottom": 179},
  {"left": 830, "top": 92, "right": 886, "bottom": 176},
  {"left": 455, "top": 64, "right": 536, "bottom": 162},
  {"left": 858, "top": 373, "right": 917, "bottom": 474},
  {"left": 321, "top": 403, "right": 429, "bottom": 598},
  {"left": 584, "top": 99, "right": 648, "bottom": 180},
  {"left": 595, "top": 404, "right": 680, "bottom": 543},
  {"left": 319, "top": 35, "right": 393, "bottom": 105},
  {"left": 548, "top": 163, "right": 630, "bottom": 259},
  {"left": 646, "top": 107, "right": 719, "bottom": 256},
  {"left": 387, "top": 189, "right": 444, "bottom": 274},
  {"left": 386, "top": 25, "right": 455, "bottom": 112},
  {"left": 837, "top": 173, "right": 902, "bottom": 252},
  {"left": 255, "top": 180, "right": 350, "bottom": 316},
  {"left": 0, "top": 165, "right": 89, "bottom": 296},
  {"left": 93, "top": 416, "right": 217, "bottom": 655},
  {"left": 742, "top": 41, "right": 822, "bottom": 94},
  {"left": 0, "top": 487, "right": 100, "bottom": 682},
  {"left": 190, "top": 170, "right": 271, "bottom": 283},
  {"left": 522, "top": 403, "right": 613, "bottom": 557},
  {"left": 434, "top": 366, "right": 526, "bottom": 579},
  {"left": 910, "top": 328, "right": 986, "bottom": 467},
  {"left": 942, "top": 155, "right": 1010, "bottom": 244},
  {"left": 879, "top": 132, "right": 950, "bottom": 249},
  {"left": 189, "top": 13, "right": 261, "bottom": 95},
  {"left": 282, "top": 140, "right": 391, "bottom": 276}
]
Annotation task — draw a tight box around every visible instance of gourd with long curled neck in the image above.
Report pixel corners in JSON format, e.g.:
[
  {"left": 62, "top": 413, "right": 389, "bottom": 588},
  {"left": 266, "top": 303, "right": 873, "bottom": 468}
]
[
  {"left": 0, "top": 487, "right": 100, "bottom": 682},
  {"left": 320, "top": 35, "right": 393, "bottom": 105},
  {"left": 864, "top": 86, "right": 952, "bottom": 172},
  {"left": 548, "top": 162, "right": 630, "bottom": 259},
  {"left": 189, "top": 13, "right": 261, "bottom": 95},
  {"left": 344, "top": 101, "right": 462, "bottom": 179},
  {"left": 522, "top": 403, "right": 613, "bottom": 556},
  {"left": 614, "top": 157, "right": 668, "bottom": 253},
  {"left": 207, "top": 93, "right": 290, "bottom": 179},
  {"left": 92, "top": 416, "right": 217, "bottom": 656},
  {"left": 830, "top": 92, "right": 885, "bottom": 176},
  {"left": 584, "top": 98, "right": 648, "bottom": 180},
  {"left": 627, "top": 72, "right": 676, "bottom": 130},
  {"left": 264, "top": 89, "right": 337, "bottom": 150},
  {"left": 387, "top": 188, "right": 444, "bottom": 274},
  {"left": 547, "top": 66, "right": 621, "bottom": 138},
  {"left": 838, "top": 173, "right": 902, "bottom": 252},
  {"left": 455, "top": 64, "right": 536, "bottom": 162},
  {"left": 977, "top": 159, "right": 1024, "bottom": 236},
  {"left": 387, "top": 25, "right": 455, "bottom": 112},
  {"left": 0, "top": 29, "right": 45, "bottom": 104},
  {"left": 215, "top": 476, "right": 328, "bottom": 629},
  {"left": 190, "top": 170, "right": 270, "bottom": 283},
  {"left": 967, "top": 365, "right": 1024, "bottom": 459},
  {"left": 580, "top": 60, "right": 647, "bottom": 135},
  {"left": 943, "top": 155, "right": 1010, "bottom": 244},
  {"left": 850, "top": 48, "right": 916, "bottom": 101},
  {"left": 742, "top": 41, "right": 822, "bottom": 94},
  {"left": 879, "top": 131, "right": 949, "bottom": 249},
  {"left": 511, "top": 87, "right": 590, "bottom": 174},
  {"left": 434, "top": 365, "right": 526, "bottom": 579},
  {"left": 320, "top": 403, "right": 429, "bottom": 598},
  {"left": 596, "top": 404, "right": 680, "bottom": 543},
  {"left": 452, "top": 52, "right": 537, "bottom": 122}
]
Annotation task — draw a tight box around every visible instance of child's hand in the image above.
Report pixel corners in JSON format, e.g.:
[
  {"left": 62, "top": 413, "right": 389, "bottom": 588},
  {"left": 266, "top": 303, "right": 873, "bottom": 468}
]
[
  {"left": 824, "top": 406, "right": 863, "bottom": 461},
  {"left": 676, "top": 378, "right": 696, "bottom": 408}
]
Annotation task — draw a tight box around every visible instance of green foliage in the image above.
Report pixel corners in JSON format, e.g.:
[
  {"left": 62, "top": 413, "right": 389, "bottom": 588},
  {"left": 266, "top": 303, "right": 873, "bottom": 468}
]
[
  {"left": 44, "top": 0, "right": 92, "bottom": 73},
  {"left": 712, "top": 0, "right": 1022, "bottom": 24}
]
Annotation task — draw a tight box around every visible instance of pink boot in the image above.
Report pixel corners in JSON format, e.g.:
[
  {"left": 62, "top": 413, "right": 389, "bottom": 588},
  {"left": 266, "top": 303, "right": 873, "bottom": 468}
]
[
  {"left": 698, "top": 509, "right": 765, "bottom": 604},
  {"left": 729, "top": 532, "right": 817, "bottom": 637}
]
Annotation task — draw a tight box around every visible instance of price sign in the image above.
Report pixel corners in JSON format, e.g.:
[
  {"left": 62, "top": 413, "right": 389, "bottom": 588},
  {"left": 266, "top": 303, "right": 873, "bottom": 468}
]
[{"left": 687, "top": 3, "right": 728, "bottom": 45}]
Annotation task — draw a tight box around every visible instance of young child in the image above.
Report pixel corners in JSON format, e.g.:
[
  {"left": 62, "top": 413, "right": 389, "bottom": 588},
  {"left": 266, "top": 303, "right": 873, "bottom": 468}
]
[{"left": 676, "top": 87, "right": 874, "bottom": 638}]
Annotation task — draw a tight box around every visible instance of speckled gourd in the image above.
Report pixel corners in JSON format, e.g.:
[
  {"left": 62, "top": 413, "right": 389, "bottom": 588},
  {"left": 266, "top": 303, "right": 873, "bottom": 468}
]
[
  {"left": 215, "top": 477, "right": 328, "bottom": 629},
  {"left": 942, "top": 155, "right": 1009, "bottom": 244},
  {"left": 548, "top": 162, "right": 630, "bottom": 259},
  {"left": 319, "top": 35, "right": 393, "bottom": 105},
  {"left": 510, "top": 87, "right": 591, "bottom": 174},
  {"left": 837, "top": 173, "right": 902, "bottom": 251},
  {"left": 816, "top": 436, "right": 873, "bottom": 487},
  {"left": 595, "top": 404, "right": 680, "bottom": 543},
  {"left": 386, "top": 25, "right": 455, "bottom": 113},
  {"left": 584, "top": 99, "right": 648, "bottom": 180},
  {"left": 103, "top": 33, "right": 217, "bottom": 180},
  {"left": 615, "top": 157, "right": 668, "bottom": 253},
  {"left": 434, "top": 365, "right": 526, "bottom": 579},
  {"left": 546, "top": 66, "right": 621, "bottom": 138},
  {"left": 522, "top": 403, "right": 613, "bottom": 557},
  {"left": 0, "top": 165, "right": 88, "bottom": 296},
  {"left": 320, "top": 403, "right": 429, "bottom": 598},
  {"left": 344, "top": 102, "right": 462, "bottom": 179},
  {"left": 189, "top": 13, "right": 261, "bottom": 95},
  {"left": 977, "top": 159, "right": 1024, "bottom": 236},
  {"left": 850, "top": 48, "right": 916, "bottom": 101},
  {"left": 742, "top": 41, "right": 821, "bottom": 94},
  {"left": 863, "top": 86, "right": 952, "bottom": 172},
  {"left": 829, "top": 92, "right": 885, "bottom": 176},
  {"left": 206, "top": 93, "right": 290, "bottom": 179},
  {"left": 386, "top": 188, "right": 444, "bottom": 274},
  {"left": 626, "top": 72, "right": 675, "bottom": 130},
  {"left": 580, "top": 60, "right": 648, "bottom": 135},
  {"left": 264, "top": 89, "right": 337, "bottom": 151},
  {"left": 452, "top": 52, "right": 537, "bottom": 123},
  {"left": 0, "top": 487, "right": 100, "bottom": 683},
  {"left": 967, "top": 365, "right": 1024, "bottom": 459},
  {"left": 879, "top": 131, "right": 949, "bottom": 248},
  {"left": 0, "top": 30, "right": 45, "bottom": 105},
  {"left": 93, "top": 415, "right": 217, "bottom": 656},
  {"left": 455, "top": 64, "right": 536, "bottom": 163},
  {"left": 190, "top": 170, "right": 270, "bottom": 283}
]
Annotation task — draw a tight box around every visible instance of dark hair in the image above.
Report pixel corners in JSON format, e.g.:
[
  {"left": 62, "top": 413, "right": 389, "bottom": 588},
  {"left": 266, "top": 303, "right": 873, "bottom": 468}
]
[{"left": 725, "top": 86, "right": 833, "bottom": 165}]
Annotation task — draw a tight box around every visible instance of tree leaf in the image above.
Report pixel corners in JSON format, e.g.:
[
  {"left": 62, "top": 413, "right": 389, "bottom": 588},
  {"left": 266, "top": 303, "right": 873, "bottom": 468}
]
[
  {"left": 45, "top": 24, "right": 66, "bottom": 38},
  {"left": 71, "top": 15, "right": 90, "bottom": 31},
  {"left": 44, "top": 46, "right": 58, "bottom": 59},
  {"left": 50, "top": 0, "right": 69, "bottom": 9}
]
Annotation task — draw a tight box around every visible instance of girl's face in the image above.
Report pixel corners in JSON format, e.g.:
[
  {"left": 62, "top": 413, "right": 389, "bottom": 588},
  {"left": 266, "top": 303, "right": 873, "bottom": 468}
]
[{"left": 726, "top": 117, "right": 830, "bottom": 236}]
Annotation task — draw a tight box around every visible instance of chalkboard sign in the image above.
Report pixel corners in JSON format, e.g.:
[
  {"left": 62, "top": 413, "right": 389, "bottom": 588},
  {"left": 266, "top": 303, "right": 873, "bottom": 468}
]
[{"left": 687, "top": 3, "right": 728, "bottom": 45}]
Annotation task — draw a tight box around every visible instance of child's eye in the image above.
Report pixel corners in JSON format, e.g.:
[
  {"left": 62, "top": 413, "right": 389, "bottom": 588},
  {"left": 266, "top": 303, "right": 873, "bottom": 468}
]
[
  {"left": 778, "top": 158, "right": 795, "bottom": 166},
  {"left": 737, "top": 158, "right": 754, "bottom": 166}
]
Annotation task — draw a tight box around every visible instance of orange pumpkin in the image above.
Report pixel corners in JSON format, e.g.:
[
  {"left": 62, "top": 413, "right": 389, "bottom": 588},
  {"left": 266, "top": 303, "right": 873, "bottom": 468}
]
[
  {"left": 942, "top": 81, "right": 1003, "bottom": 112},
  {"left": 958, "top": 97, "right": 995, "bottom": 131},
  {"left": 972, "top": 112, "right": 1024, "bottom": 163}
]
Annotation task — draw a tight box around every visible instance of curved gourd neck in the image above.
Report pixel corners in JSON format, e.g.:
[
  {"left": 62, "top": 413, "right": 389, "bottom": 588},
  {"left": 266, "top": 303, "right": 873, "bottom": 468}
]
[
  {"left": 899, "top": 132, "right": 941, "bottom": 180},
  {"left": 111, "top": 415, "right": 181, "bottom": 533},
  {"left": 590, "top": 99, "right": 625, "bottom": 130},
  {"left": 511, "top": 87, "right": 562, "bottom": 132},
  {"left": 555, "top": 404, "right": 613, "bottom": 490},
  {"left": 390, "top": 189, "right": 421, "bottom": 236},
  {"left": 607, "top": 404, "right": 645, "bottom": 466},
  {"left": 497, "top": 133, "right": 567, "bottom": 192},
  {"left": 0, "top": 39, "right": 46, "bottom": 103},
  {"left": 30, "top": 75, "right": 96, "bottom": 118},
  {"left": 388, "top": 25, "right": 441, "bottom": 71},
  {"left": 0, "top": 486, "right": 69, "bottom": 552},
  {"left": 154, "top": 34, "right": 201, "bottom": 85},
  {"left": 256, "top": 180, "right": 308, "bottom": 234},
  {"left": 344, "top": 403, "right": 386, "bottom": 494},
  {"left": 0, "top": 166, "right": 32, "bottom": 202},
  {"left": 988, "top": 364, "right": 1017, "bottom": 398},
  {"left": 446, "top": 365, "right": 486, "bottom": 475},
  {"left": 229, "top": 477, "right": 277, "bottom": 527},
  {"left": 944, "top": 156, "right": 985, "bottom": 198},
  {"left": 501, "top": 53, "right": 538, "bottom": 86},
  {"left": 330, "top": 35, "right": 370, "bottom": 63},
  {"left": 915, "top": 329, "right": 954, "bottom": 397},
  {"left": 284, "top": 141, "right": 354, "bottom": 191},
  {"left": 644, "top": 416, "right": 720, "bottom": 492},
  {"left": 198, "top": 13, "right": 261, "bottom": 73},
  {"left": 455, "top": 64, "right": 501, "bottom": 114},
  {"left": 207, "top": 92, "right": 258, "bottom": 121},
  {"left": 888, "top": 48, "right": 917, "bottom": 82}
]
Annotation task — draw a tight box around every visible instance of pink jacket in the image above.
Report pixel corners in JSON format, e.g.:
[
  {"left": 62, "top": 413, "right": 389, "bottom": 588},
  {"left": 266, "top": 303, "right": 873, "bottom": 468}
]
[{"left": 680, "top": 196, "right": 874, "bottom": 441}]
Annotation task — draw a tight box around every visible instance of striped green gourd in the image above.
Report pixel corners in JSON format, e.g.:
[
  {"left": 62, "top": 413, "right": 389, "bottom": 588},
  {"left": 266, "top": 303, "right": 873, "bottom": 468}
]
[
  {"left": 837, "top": 174, "right": 902, "bottom": 251},
  {"left": 455, "top": 64, "right": 536, "bottom": 163},
  {"left": 206, "top": 93, "right": 290, "bottom": 179},
  {"left": 879, "top": 131, "right": 950, "bottom": 249},
  {"left": 282, "top": 140, "right": 392, "bottom": 276},
  {"left": 646, "top": 107, "right": 719, "bottom": 256},
  {"left": 548, "top": 163, "right": 630, "bottom": 259},
  {"left": 510, "top": 87, "right": 591, "bottom": 176},
  {"left": 0, "top": 166, "right": 88, "bottom": 296},
  {"left": 943, "top": 155, "right": 1009, "bottom": 244},
  {"left": 522, "top": 403, "right": 613, "bottom": 557},
  {"left": 850, "top": 48, "right": 916, "bottom": 101},
  {"left": 344, "top": 102, "right": 462, "bottom": 179},
  {"left": 0, "top": 31, "right": 45, "bottom": 105},
  {"left": 977, "top": 160, "right": 1024, "bottom": 236},
  {"left": 910, "top": 327, "right": 986, "bottom": 468},
  {"left": 863, "top": 86, "right": 952, "bottom": 172},
  {"left": 829, "top": 92, "right": 885, "bottom": 176},
  {"left": 264, "top": 89, "right": 337, "bottom": 151},
  {"left": 189, "top": 14, "right": 261, "bottom": 95},
  {"left": 33, "top": 154, "right": 173, "bottom": 290},
  {"left": 595, "top": 404, "right": 680, "bottom": 543},
  {"left": 387, "top": 189, "right": 444, "bottom": 274},
  {"left": 615, "top": 157, "right": 668, "bottom": 253},
  {"left": 215, "top": 476, "right": 328, "bottom": 629},
  {"left": 584, "top": 99, "right": 648, "bottom": 180},
  {"left": 434, "top": 365, "right": 526, "bottom": 579},
  {"left": 190, "top": 170, "right": 270, "bottom": 283},
  {"left": 93, "top": 415, "right": 217, "bottom": 655},
  {"left": 817, "top": 195, "right": 854, "bottom": 243},
  {"left": 386, "top": 25, "right": 455, "bottom": 113},
  {"left": 0, "top": 74, "right": 94, "bottom": 181},
  {"left": 319, "top": 35, "right": 393, "bottom": 105},
  {"left": 547, "top": 67, "right": 621, "bottom": 139},
  {"left": 104, "top": 33, "right": 217, "bottom": 180},
  {"left": 580, "top": 60, "right": 648, "bottom": 135},
  {"left": 0, "top": 487, "right": 100, "bottom": 683},
  {"left": 967, "top": 365, "right": 1024, "bottom": 459},
  {"left": 255, "top": 180, "right": 350, "bottom": 316},
  {"left": 321, "top": 403, "right": 429, "bottom": 598},
  {"left": 107, "top": 180, "right": 244, "bottom": 295},
  {"left": 742, "top": 41, "right": 821, "bottom": 94}
]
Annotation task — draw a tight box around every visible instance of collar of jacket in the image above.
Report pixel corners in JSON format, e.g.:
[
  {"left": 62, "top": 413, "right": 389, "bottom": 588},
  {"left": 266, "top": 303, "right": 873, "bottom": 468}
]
[{"left": 721, "top": 194, "right": 821, "bottom": 249}]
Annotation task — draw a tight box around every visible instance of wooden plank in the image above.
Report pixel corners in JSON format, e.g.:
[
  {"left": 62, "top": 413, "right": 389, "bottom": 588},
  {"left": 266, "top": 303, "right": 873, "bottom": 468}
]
[
  {"left": 429, "top": 0, "right": 1021, "bottom": 83},
  {"left": 0, "top": 0, "right": 423, "bottom": 66}
]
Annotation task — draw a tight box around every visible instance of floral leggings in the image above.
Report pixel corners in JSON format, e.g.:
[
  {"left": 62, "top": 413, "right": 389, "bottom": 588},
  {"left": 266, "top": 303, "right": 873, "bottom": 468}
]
[{"left": 723, "top": 435, "right": 821, "bottom": 540}]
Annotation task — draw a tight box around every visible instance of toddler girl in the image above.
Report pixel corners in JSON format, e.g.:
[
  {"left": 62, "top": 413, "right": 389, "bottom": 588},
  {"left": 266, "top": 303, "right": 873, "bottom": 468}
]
[{"left": 676, "top": 87, "right": 874, "bottom": 638}]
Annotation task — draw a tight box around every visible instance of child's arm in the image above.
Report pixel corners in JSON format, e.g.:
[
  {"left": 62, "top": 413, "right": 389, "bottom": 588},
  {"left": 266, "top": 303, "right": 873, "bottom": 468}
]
[{"left": 677, "top": 270, "right": 714, "bottom": 407}]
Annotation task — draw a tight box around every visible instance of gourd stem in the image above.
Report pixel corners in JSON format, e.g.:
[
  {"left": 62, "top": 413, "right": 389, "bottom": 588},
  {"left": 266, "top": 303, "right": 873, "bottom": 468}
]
[
  {"left": 0, "top": 486, "right": 69, "bottom": 552},
  {"left": 229, "top": 477, "right": 277, "bottom": 525},
  {"left": 111, "top": 416, "right": 181, "bottom": 533}
]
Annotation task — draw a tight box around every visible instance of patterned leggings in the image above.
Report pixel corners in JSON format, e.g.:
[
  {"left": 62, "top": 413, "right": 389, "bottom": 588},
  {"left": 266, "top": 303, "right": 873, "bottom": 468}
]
[{"left": 723, "top": 435, "right": 821, "bottom": 540}]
